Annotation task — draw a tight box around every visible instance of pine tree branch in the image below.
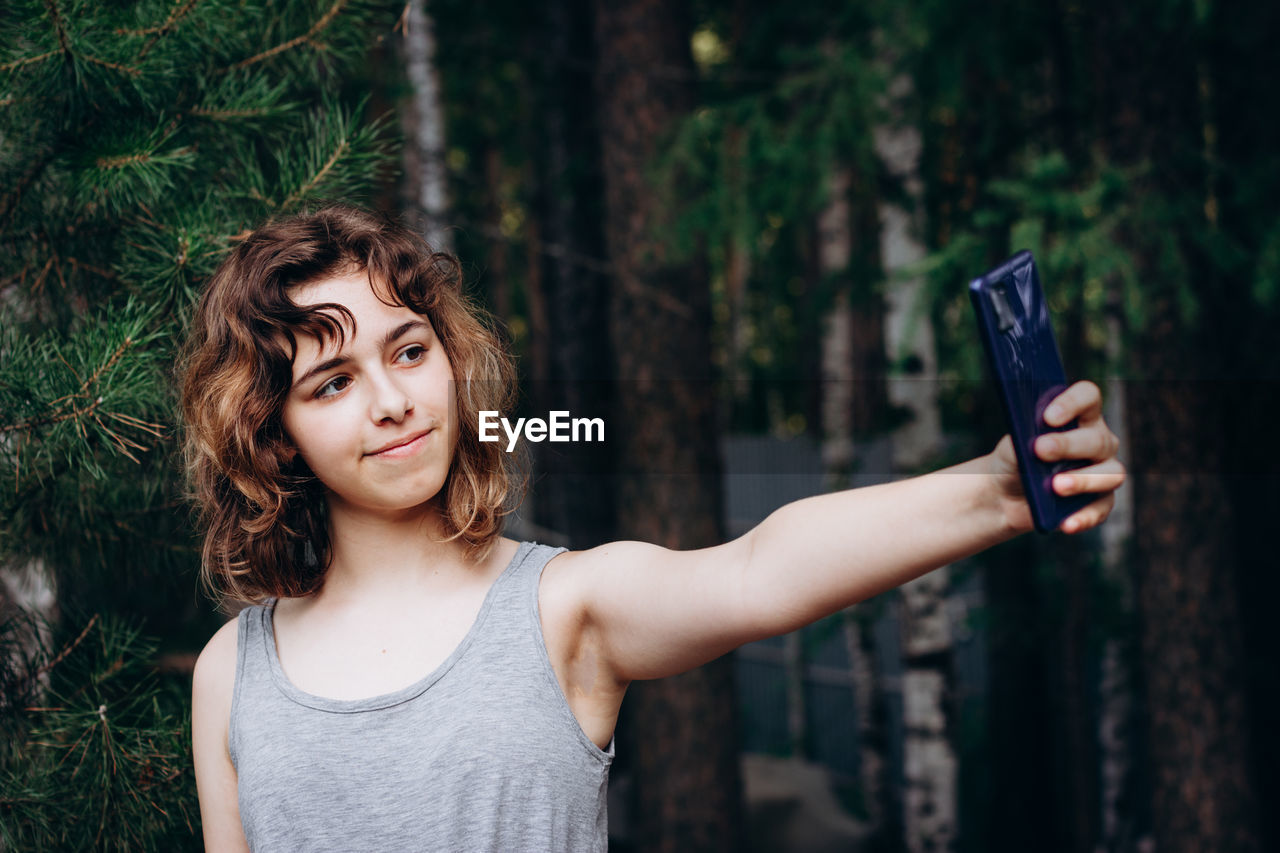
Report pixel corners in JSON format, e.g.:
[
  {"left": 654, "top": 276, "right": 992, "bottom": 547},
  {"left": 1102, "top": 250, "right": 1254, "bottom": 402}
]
[
  {"left": 221, "top": 0, "right": 349, "bottom": 72},
  {"left": 102, "top": 411, "right": 165, "bottom": 439},
  {"left": 32, "top": 0, "right": 141, "bottom": 77},
  {"left": 117, "top": 0, "right": 200, "bottom": 37},
  {"left": 52, "top": 336, "right": 133, "bottom": 407},
  {"left": 1, "top": 336, "right": 134, "bottom": 435},
  {"left": 188, "top": 105, "right": 273, "bottom": 120},
  {"left": 81, "top": 55, "right": 142, "bottom": 77},
  {"left": 42, "top": 0, "right": 72, "bottom": 57},
  {"left": 125, "top": 0, "right": 201, "bottom": 61},
  {"left": 9, "top": 239, "right": 121, "bottom": 297},
  {"left": 34, "top": 615, "right": 99, "bottom": 680},
  {"left": 94, "top": 411, "right": 166, "bottom": 464},
  {"left": 278, "top": 137, "right": 349, "bottom": 210},
  {"left": 96, "top": 147, "right": 195, "bottom": 171},
  {"left": 66, "top": 258, "right": 116, "bottom": 281},
  {"left": 1, "top": 397, "right": 101, "bottom": 436},
  {"left": 30, "top": 256, "right": 57, "bottom": 297},
  {"left": 0, "top": 50, "right": 59, "bottom": 72}
]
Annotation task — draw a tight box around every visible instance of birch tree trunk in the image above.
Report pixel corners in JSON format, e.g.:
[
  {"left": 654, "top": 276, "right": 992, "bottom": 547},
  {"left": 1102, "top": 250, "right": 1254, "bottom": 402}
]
[
  {"left": 404, "top": 0, "right": 451, "bottom": 251},
  {"left": 0, "top": 557, "right": 57, "bottom": 707},
  {"left": 842, "top": 607, "right": 892, "bottom": 842},
  {"left": 819, "top": 163, "right": 898, "bottom": 848},
  {"left": 876, "top": 73, "right": 956, "bottom": 853}
]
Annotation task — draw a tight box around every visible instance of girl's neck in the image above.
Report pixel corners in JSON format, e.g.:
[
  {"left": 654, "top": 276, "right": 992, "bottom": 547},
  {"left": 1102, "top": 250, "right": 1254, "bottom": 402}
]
[{"left": 316, "top": 496, "right": 469, "bottom": 605}]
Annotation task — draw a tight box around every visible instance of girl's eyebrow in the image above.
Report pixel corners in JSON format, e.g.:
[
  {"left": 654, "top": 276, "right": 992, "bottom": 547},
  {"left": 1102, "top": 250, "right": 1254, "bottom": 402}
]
[{"left": 292, "top": 320, "right": 432, "bottom": 390}]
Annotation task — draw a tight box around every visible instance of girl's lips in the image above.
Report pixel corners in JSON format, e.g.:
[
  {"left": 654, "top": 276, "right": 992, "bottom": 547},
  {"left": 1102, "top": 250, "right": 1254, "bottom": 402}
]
[{"left": 367, "top": 429, "right": 432, "bottom": 458}]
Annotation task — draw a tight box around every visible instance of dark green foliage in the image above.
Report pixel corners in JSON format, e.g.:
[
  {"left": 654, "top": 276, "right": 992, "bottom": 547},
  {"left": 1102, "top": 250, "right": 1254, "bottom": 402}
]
[
  {"left": 0, "top": 611, "right": 196, "bottom": 851},
  {"left": 1, "top": 1, "right": 401, "bottom": 846},
  {"left": 651, "top": 3, "right": 899, "bottom": 436},
  {"left": 921, "top": 153, "right": 1141, "bottom": 413},
  {"left": 655, "top": 0, "right": 1280, "bottom": 433}
]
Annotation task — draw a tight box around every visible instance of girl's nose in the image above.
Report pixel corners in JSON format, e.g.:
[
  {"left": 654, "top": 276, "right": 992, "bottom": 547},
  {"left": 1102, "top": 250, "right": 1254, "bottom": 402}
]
[{"left": 369, "top": 372, "right": 413, "bottom": 423}]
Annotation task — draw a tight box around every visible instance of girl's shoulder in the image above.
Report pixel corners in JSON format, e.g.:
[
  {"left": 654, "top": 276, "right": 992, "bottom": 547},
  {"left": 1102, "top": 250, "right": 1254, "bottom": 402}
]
[
  {"left": 193, "top": 614, "right": 241, "bottom": 715},
  {"left": 192, "top": 615, "right": 251, "bottom": 849}
]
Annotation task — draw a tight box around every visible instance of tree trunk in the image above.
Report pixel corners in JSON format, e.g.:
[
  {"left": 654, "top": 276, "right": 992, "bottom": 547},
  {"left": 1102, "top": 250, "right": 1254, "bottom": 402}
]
[
  {"left": 537, "top": 0, "right": 616, "bottom": 551},
  {"left": 1088, "top": 2, "right": 1262, "bottom": 848},
  {"left": 875, "top": 73, "right": 941, "bottom": 472},
  {"left": 876, "top": 72, "right": 955, "bottom": 853},
  {"left": 842, "top": 607, "right": 893, "bottom": 847},
  {"left": 593, "top": 2, "right": 743, "bottom": 850},
  {"left": 818, "top": 163, "right": 898, "bottom": 849},
  {"left": 1127, "top": 302, "right": 1259, "bottom": 853},
  {"left": 404, "top": 0, "right": 451, "bottom": 250}
]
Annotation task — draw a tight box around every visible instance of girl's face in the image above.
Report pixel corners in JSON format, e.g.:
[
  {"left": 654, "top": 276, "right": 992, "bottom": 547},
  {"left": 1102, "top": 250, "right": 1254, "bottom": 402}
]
[{"left": 280, "top": 271, "right": 458, "bottom": 517}]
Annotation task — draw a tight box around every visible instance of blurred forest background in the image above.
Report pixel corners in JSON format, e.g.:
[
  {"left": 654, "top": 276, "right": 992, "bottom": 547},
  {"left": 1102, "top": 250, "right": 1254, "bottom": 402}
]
[{"left": 2, "top": 0, "right": 1277, "bottom": 851}]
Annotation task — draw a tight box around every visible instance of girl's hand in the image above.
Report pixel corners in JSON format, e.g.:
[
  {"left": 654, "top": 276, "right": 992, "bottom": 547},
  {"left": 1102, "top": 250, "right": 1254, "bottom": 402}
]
[{"left": 988, "top": 380, "right": 1127, "bottom": 535}]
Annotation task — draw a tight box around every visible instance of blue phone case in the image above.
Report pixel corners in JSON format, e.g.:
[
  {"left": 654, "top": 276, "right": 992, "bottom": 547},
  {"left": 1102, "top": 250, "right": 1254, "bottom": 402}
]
[{"left": 969, "top": 251, "right": 1092, "bottom": 533}]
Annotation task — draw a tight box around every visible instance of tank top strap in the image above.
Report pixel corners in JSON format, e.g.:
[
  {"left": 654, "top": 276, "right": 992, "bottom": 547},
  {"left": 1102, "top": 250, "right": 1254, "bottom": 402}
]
[
  {"left": 484, "top": 540, "right": 568, "bottom": 615},
  {"left": 228, "top": 599, "right": 276, "bottom": 769}
]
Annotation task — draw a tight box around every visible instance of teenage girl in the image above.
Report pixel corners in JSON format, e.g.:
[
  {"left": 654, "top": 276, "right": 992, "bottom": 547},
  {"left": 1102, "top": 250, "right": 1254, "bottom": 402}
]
[{"left": 185, "top": 205, "right": 1125, "bottom": 851}]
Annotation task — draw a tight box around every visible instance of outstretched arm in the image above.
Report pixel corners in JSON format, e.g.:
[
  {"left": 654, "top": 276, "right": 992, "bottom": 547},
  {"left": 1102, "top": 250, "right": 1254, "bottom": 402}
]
[{"left": 555, "top": 380, "right": 1125, "bottom": 685}]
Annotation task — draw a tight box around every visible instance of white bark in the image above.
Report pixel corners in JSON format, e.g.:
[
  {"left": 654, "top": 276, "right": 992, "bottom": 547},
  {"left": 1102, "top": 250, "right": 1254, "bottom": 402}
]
[
  {"left": 0, "top": 288, "right": 57, "bottom": 699},
  {"left": 0, "top": 557, "right": 57, "bottom": 703},
  {"left": 877, "top": 72, "right": 956, "bottom": 853},
  {"left": 843, "top": 608, "right": 888, "bottom": 834},
  {"left": 902, "top": 668, "right": 958, "bottom": 851},
  {"left": 405, "top": 0, "right": 451, "bottom": 251},
  {"left": 875, "top": 73, "right": 941, "bottom": 471},
  {"left": 818, "top": 164, "right": 896, "bottom": 841}
]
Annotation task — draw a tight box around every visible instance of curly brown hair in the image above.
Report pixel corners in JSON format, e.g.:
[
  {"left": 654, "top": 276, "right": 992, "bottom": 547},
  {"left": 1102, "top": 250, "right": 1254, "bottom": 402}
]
[{"left": 179, "top": 204, "right": 523, "bottom": 605}]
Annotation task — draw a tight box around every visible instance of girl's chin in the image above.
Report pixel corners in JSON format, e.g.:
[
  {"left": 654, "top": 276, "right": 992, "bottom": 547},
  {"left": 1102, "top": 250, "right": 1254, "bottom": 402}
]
[{"left": 323, "top": 489, "right": 447, "bottom": 518}]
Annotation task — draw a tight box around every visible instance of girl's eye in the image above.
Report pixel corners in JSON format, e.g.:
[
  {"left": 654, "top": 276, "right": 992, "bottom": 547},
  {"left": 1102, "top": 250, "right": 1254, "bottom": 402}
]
[
  {"left": 314, "top": 375, "right": 351, "bottom": 399},
  {"left": 396, "top": 344, "right": 427, "bottom": 364}
]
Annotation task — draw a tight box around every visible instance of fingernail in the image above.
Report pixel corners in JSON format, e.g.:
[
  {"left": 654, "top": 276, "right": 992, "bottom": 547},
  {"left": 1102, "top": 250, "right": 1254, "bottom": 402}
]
[
  {"left": 1057, "top": 475, "right": 1074, "bottom": 492},
  {"left": 1045, "top": 404, "right": 1063, "bottom": 424},
  {"left": 1038, "top": 437, "right": 1057, "bottom": 455}
]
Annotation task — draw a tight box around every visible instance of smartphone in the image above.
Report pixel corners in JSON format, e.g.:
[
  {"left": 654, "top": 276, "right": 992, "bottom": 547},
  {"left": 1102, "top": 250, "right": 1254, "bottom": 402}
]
[{"left": 969, "top": 250, "right": 1092, "bottom": 533}]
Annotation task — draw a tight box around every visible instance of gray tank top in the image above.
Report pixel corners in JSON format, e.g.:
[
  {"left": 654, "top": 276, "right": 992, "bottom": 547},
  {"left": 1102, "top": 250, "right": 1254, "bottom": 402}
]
[{"left": 229, "top": 541, "right": 613, "bottom": 851}]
